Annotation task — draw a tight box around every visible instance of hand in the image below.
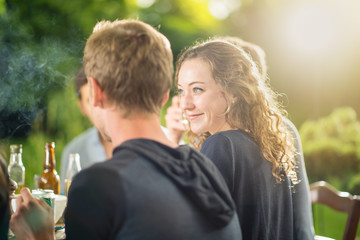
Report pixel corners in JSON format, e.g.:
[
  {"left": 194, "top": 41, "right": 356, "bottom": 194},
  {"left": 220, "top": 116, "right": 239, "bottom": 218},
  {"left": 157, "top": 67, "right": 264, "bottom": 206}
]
[
  {"left": 9, "top": 178, "right": 17, "bottom": 194},
  {"left": 10, "top": 188, "right": 55, "bottom": 240},
  {"left": 165, "top": 96, "right": 188, "bottom": 145}
]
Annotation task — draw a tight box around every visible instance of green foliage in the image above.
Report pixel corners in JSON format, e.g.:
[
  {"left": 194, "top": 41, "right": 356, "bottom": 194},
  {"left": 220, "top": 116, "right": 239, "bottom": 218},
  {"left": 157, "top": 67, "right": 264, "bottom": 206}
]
[
  {"left": 1, "top": 0, "right": 221, "bottom": 189},
  {"left": 0, "top": 0, "right": 5, "bottom": 15},
  {"left": 300, "top": 107, "right": 360, "bottom": 193}
]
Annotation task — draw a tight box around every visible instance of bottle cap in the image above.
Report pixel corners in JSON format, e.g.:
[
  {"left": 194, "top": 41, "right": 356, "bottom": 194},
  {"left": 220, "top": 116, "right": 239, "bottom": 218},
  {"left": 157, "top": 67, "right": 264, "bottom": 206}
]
[
  {"left": 45, "top": 142, "right": 55, "bottom": 148},
  {"left": 10, "top": 144, "right": 22, "bottom": 153}
]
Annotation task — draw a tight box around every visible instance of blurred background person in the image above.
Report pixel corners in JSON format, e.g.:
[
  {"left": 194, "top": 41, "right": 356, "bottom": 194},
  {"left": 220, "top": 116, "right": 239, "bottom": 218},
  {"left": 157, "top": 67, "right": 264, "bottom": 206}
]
[{"left": 60, "top": 67, "right": 113, "bottom": 195}]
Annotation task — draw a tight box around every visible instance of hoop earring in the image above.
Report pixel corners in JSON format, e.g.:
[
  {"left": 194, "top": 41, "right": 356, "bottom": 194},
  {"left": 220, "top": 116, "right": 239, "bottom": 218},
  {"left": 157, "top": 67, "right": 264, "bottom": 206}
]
[
  {"left": 220, "top": 93, "right": 233, "bottom": 116},
  {"left": 224, "top": 104, "right": 231, "bottom": 115},
  {"left": 220, "top": 102, "right": 231, "bottom": 116}
]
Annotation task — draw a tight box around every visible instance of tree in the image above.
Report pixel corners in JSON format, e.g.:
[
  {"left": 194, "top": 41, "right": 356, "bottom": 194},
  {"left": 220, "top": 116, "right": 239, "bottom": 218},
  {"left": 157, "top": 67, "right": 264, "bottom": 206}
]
[{"left": 0, "top": 0, "right": 222, "bottom": 188}]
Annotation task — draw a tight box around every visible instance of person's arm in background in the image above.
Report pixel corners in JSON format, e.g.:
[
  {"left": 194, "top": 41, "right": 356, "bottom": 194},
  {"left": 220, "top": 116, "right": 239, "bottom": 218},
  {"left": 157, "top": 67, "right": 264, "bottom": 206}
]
[
  {"left": 165, "top": 96, "right": 187, "bottom": 145},
  {"left": 10, "top": 188, "right": 55, "bottom": 240},
  {"left": 283, "top": 118, "right": 315, "bottom": 239}
]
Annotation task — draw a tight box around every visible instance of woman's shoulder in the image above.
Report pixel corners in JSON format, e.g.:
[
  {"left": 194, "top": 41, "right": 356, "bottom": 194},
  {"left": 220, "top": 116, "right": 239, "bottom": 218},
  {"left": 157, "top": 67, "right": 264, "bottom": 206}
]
[
  {"left": 203, "top": 129, "right": 260, "bottom": 152},
  {"left": 207, "top": 129, "right": 253, "bottom": 143}
]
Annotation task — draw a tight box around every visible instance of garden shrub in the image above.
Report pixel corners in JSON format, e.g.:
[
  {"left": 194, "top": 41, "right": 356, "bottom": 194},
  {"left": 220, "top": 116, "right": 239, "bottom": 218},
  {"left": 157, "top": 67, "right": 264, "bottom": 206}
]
[{"left": 300, "top": 107, "right": 360, "bottom": 194}]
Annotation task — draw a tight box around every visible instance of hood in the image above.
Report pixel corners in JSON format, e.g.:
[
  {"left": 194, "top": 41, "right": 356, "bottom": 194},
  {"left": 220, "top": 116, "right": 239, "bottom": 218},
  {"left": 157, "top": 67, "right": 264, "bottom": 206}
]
[{"left": 118, "top": 139, "right": 235, "bottom": 228}]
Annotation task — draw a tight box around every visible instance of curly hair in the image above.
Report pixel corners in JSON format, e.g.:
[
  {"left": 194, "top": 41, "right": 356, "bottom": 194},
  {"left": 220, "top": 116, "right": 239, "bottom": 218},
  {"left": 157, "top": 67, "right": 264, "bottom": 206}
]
[{"left": 175, "top": 40, "right": 296, "bottom": 183}]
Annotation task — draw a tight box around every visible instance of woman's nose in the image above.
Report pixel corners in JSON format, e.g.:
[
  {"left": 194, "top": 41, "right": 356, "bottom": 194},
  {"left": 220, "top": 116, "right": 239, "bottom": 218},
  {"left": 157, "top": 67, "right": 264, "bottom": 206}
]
[{"left": 180, "top": 92, "right": 195, "bottom": 111}]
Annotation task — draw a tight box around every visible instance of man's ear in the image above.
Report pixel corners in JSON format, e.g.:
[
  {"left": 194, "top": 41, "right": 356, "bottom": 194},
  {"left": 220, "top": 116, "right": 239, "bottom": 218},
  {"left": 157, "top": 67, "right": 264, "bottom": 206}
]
[
  {"left": 161, "top": 90, "right": 170, "bottom": 107},
  {"left": 88, "top": 77, "right": 104, "bottom": 108}
]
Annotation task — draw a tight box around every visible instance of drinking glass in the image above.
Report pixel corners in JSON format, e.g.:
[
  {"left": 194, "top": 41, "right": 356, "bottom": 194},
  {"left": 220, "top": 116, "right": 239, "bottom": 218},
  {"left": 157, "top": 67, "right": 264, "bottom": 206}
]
[{"left": 65, "top": 153, "right": 81, "bottom": 196}]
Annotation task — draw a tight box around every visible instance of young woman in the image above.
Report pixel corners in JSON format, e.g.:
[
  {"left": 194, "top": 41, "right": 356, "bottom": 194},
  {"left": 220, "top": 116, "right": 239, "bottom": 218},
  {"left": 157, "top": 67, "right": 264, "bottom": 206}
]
[{"left": 176, "top": 40, "right": 298, "bottom": 239}]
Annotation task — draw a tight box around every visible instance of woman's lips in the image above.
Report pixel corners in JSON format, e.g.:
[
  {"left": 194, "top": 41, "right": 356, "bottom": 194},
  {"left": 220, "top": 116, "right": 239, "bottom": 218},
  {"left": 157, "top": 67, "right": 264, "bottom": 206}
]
[{"left": 187, "top": 113, "right": 203, "bottom": 121}]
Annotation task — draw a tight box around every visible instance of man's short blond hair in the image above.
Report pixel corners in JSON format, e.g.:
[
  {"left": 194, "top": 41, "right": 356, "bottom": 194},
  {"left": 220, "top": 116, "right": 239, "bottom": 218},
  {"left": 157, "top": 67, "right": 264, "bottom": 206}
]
[{"left": 83, "top": 19, "right": 173, "bottom": 116}]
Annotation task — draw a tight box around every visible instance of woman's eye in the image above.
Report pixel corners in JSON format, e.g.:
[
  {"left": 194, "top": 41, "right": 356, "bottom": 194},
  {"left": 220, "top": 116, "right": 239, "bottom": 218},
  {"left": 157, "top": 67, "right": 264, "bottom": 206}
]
[
  {"left": 177, "top": 89, "right": 184, "bottom": 95},
  {"left": 193, "top": 87, "right": 203, "bottom": 93}
]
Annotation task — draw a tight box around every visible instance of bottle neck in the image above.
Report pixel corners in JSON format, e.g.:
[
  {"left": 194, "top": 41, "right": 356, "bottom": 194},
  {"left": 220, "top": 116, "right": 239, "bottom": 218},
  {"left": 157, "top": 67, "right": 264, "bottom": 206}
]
[
  {"left": 44, "top": 147, "right": 56, "bottom": 170},
  {"left": 9, "top": 152, "right": 23, "bottom": 166}
]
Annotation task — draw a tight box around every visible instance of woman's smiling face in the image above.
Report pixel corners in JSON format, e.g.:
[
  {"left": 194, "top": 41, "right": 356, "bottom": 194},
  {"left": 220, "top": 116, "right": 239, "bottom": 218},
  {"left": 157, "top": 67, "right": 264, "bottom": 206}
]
[{"left": 177, "top": 58, "right": 233, "bottom": 135}]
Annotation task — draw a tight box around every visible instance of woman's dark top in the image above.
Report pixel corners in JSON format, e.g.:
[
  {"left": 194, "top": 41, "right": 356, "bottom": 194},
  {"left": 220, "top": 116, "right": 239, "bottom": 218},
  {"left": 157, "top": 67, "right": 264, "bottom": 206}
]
[{"left": 201, "top": 130, "right": 294, "bottom": 240}]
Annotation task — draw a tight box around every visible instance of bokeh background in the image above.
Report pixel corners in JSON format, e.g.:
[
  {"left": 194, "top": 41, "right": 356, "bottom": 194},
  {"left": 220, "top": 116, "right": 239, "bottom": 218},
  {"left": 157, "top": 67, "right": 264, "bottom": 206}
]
[{"left": 1, "top": 0, "right": 360, "bottom": 238}]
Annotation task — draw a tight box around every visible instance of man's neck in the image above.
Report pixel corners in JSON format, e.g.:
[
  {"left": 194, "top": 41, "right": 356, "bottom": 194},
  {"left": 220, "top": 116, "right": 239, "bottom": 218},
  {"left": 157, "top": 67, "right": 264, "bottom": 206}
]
[
  {"left": 106, "top": 111, "right": 177, "bottom": 149},
  {"left": 98, "top": 132, "right": 114, "bottom": 159}
]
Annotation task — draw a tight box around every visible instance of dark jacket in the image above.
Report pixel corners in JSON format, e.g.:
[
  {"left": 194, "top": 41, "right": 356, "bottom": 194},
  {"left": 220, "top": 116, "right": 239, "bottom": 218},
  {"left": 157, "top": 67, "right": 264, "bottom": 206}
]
[
  {"left": 65, "top": 139, "right": 242, "bottom": 240},
  {"left": 201, "top": 130, "right": 294, "bottom": 240}
]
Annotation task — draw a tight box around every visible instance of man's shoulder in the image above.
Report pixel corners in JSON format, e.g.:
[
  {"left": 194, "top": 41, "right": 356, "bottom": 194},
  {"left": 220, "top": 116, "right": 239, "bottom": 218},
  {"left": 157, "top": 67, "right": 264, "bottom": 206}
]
[
  {"left": 73, "top": 142, "right": 163, "bottom": 187},
  {"left": 73, "top": 156, "right": 129, "bottom": 186},
  {"left": 88, "top": 145, "right": 141, "bottom": 172}
]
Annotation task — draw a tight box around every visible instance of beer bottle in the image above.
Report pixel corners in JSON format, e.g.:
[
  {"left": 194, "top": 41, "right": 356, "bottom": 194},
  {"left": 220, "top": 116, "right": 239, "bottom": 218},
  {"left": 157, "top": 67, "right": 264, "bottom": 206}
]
[
  {"left": 39, "top": 142, "right": 60, "bottom": 194},
  {"left": 8, "top": 144, "right": 25, "bottom": 194}
]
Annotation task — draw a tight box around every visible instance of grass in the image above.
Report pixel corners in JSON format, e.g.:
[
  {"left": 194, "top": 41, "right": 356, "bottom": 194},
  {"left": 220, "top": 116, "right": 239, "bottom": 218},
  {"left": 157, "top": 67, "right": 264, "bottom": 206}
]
[{"left": 313, "top": 204, "right": 360, "bottom": 239}]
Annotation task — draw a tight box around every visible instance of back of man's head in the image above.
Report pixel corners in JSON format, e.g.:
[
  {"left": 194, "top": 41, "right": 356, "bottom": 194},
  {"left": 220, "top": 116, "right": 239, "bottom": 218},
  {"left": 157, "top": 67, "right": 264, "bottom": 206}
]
[{"left": 83, "top": 19, "right": 173, "bottom": 117}]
